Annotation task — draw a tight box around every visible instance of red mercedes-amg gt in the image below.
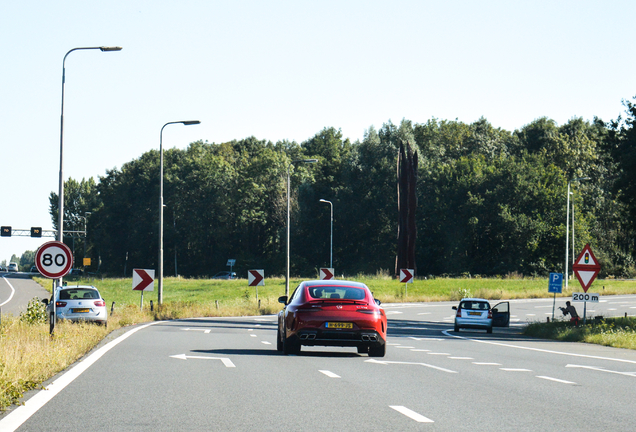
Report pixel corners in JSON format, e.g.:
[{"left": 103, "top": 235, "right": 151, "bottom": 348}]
[{"left": 277, "top": 280, "right": 387, "bottom": 357}]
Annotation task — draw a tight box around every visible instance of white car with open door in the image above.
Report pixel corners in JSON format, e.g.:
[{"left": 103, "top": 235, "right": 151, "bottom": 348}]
[{"left": 452, "top": 298, "right": 510, "bottom": 333}]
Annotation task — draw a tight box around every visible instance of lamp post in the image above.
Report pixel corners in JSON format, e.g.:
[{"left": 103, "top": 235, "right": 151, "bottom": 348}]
[
  {"left": 82, "top": 211, "right": 91, "bottom": 267},
  {"left": 564, "top": 176, "right": 590, "bottom": 288},
  {"left": 286, "top": 159, "right": 318, "bottom": 297},
  {"left": 319, "top": 199, "right": 333, "bottom": 268},
  {"left": 158, "top": 120, "right": 200, "bottom": 305},
  {"left": 55, "top": 46, "right": 121, "bottom": 335}
]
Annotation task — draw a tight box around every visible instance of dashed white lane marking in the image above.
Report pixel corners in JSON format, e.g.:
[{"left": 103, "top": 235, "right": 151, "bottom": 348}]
[
  {"left": 500, "top": 368, "right": 532, "bottom": 372},
  {"left": 473, "top": 362, "right": 502, "bottom": 366},
  {"left": 537, "top": 376, "right": 577, "bottom": 384},
  {"left": 390, "top": 406, "right": 434, "bottom": 423},
  {"left": 396, "top": 346, "right": 415, "bottom": 349},
  {"left": 261, "top": 341, "right": 271, "bottom": 345},
  {"left": 417, "top": 312, "right": 431, "bottom": 315},
  {"left": 385, "top": 311, "right": 403, "bottom": 315},
  {"left": 248, "top": 329, "right": 254, "bottom": 331},
  {"left": 410, "top": 337, "right": 445, "bottom": 341},
  {"left": 410, "top": 349, "right": 430, "bottom": 352},
  {"left": 526, "top": 314, "right": 536, "bottom": 316},
  {"left": 250, "top": 334, "right": 257, "bottom": 337},
  {"left": 366, "top": 359, "right": 457, "bottom": 373},
  {"left": 449, "top": 357, "right": 474, "bottom": 360},
  {"left": 319, "top": 370, "right": 341, "bottom": 378},
  {"left": 427, "top": 352, "right": 450, "bottom": 355},
  {"left": 387, "top": 343, "right": 402, "bottom": 346}
]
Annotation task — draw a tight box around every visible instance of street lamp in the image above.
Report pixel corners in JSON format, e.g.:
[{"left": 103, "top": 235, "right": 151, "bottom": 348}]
[
  {"left": 565, "top": 176, "right": 590, "bottom": 288},
  {"left": 158, "top": 120, "right": 200, "bottom": 305},
  {"left": 82, "top": 212, "right": 92, "bottom": 266},
  {"left": 286, "top": 159, "right": 318, "bottom": 297},
  {"left": 319, "top": 199, "right": 333, "bottom": 268},
  {"left": 56, "top": 45, "right": 121, "bottom": 331}
]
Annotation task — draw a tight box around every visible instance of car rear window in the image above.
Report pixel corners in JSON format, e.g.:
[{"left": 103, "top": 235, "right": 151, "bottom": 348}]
[
  {"left": 460, "top": 301, "right": 490, "bottom": 310},
  {"left": 59, "top": 289, "right": 100, "bottom": 300},
  {"left": 308, "top": 286, "right": 366, "bottom": 300}
]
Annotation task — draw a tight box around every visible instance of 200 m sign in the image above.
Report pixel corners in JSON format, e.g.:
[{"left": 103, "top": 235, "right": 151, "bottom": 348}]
[{"left": 35, "top": 241, "right": 73, "bottom": 279}]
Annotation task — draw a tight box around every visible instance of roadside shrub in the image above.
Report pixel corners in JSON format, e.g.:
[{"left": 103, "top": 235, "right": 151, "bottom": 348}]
[{"left": 19, "top": 298, "right": 47, "bottom": 325}]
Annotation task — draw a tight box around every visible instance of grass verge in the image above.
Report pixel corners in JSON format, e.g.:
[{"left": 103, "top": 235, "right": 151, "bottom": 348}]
[{"left": 524, "top": 316, "right": 636, "bottom": 349}]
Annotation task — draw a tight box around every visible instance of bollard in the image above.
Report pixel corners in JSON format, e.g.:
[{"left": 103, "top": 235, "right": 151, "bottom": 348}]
[
  {"left": 547, "top": 317, "right": 550, "bottom": 323},
  {"left": 258, "top": 299, "right": 261, "bottom": 309},
  {"left": 216, "top": 300, "right": 219, "bottom": 309},
  {"left": 150, "top": 300, "right": 154, "bottom": 312},
  {"left": 111, "top": 301, "right": 115, "bottom": 316}
]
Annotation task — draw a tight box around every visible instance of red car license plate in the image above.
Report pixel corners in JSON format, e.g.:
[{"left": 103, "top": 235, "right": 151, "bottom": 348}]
[
  {"left": 72, "top": 308, "right": 90, "bottom": 313},
  {"left": 326, "top": 322, "right": 353, "bottom": 329}
]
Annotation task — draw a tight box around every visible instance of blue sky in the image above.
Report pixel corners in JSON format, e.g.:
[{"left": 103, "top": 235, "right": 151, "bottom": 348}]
[{"left": 1, "top": 0, "right": 635, "bottom": 264}]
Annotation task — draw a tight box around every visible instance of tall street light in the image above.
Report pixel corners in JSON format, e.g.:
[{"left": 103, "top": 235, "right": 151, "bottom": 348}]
[
  {"left": 286, "top": 159, "right": 318, "bottom": 297},
  {"left": 158, "top": 121, "right": 200, "bottom": 305},
  {"left": 564, "top": 176, "right": 590, "bottom": 288},
  {"left": 58, "top": 46, "right": 121, "bottom": 290},
  {"left": 319, "top": 199, "right": 333, "bottom": 268}
]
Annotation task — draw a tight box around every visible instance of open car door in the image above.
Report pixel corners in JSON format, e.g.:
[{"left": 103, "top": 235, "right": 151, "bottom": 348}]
[{"left": 492, "top": 301, "right": 510, "bottom": 327}]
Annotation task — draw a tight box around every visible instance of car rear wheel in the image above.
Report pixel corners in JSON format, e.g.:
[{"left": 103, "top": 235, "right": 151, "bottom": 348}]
[
  {"left": 276, "top": 326, "right": 283, "bottom": 352},
  {"left": 282, "top": 331, "right": 300, "bottom": 355},
  {"left": 454, "top": 324, "right": 460, "bottom": 332},
  {"left": 368, "top": 344, "right": 386, "bottom": 358},
  {"left": 486, "top": 327, "right": 493, "bottom": 334}
]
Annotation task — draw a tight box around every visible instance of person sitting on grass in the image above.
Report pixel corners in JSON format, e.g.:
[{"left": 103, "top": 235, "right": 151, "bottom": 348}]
[{"left": 560, "top": 301, "right": 580, "bottom": 325}]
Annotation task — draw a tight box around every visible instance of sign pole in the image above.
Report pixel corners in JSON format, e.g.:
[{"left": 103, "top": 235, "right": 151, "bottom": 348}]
[
  {"left": 583, "top": 300, "right": 587, "bottom": 325},
  {"left": 552, "top": 292, "right": 556, "bottom": 322},
  {"left": 140, "top": 290, "right": 144, "bottom": 310}
]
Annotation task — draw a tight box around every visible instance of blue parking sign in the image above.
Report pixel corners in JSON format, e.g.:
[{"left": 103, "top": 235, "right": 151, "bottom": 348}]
[{"left": 548, "top": 272, "right": 563, "bottom": 293}]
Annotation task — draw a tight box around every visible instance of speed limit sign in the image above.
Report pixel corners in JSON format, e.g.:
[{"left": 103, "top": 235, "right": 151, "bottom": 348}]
[{"left": 35, "top": 241, "right": 73, "bottom": 278}]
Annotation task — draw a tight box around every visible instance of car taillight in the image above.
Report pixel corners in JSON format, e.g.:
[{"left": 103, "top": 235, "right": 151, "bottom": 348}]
[
  {"left": 456, "top": 308, "right": 461, "bottom": 317},
  {"left": 55, "top": 301, "right": 67, "bottom": 308},
  {"left": 488, "top": 310, "right": 492, "bottom": 319},
  {"left": 94, "top": 300, "right": 105, "bottom": 307}
]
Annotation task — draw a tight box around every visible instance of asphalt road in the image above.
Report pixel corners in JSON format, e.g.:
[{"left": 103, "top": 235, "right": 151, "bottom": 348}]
[
  {"left": 2, "top": 295, "right": 636, "bottom": 431},
  {"left": 0, "top": 273, "right": 50, "bottom": 317}
]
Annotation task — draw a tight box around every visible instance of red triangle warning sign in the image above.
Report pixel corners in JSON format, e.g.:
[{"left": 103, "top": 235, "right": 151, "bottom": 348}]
[{"left": 571, "top": 244, "right": 601, "bottom": 293}]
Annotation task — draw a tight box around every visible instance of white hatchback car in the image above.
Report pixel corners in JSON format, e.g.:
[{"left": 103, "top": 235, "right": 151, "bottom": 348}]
[
  {"left": 452, "top": 298, "right": 510, "bottom": 333},
  {"left": 45, "top": 285, "right": 108, "bottom": 326}
]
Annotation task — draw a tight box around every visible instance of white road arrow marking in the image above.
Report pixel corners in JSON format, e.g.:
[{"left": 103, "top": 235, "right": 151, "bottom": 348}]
[
  {"left": 181, "top": 328, "right": 211, "bottom": 334},
  {"left": 365, "top": 358, "right": 457, "bottom": 373},
  {"left": 170, "top": 354, "right": 235, "bottom": 367},
  {"left": 566, "top": 364, "right": 636, "bottom": 377}
]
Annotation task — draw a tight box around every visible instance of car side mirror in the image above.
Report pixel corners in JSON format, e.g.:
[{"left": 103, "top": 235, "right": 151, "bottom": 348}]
[
  {"left": 41, "top": 298, "right": 49, "bottom": 306},
  {"left": 375, "top": 299, "right": 381, "bottom": 306},
  {"left": 278, "top": 296, "right": 288, "bottom": 305},
  {"left": 452, "top": 306, "right": 457, "bottom": 310},
  {"left": 492, "top": 308, "right": 498, "bottom": 313}
]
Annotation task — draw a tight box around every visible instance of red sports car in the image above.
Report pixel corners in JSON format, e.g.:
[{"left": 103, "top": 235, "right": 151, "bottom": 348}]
[{"left": 277, "top": 280, "right": 387, "bottom": 357}]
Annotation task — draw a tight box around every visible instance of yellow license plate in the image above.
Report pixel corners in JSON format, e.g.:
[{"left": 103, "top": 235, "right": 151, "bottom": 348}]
[
  {"left": 326, "top": 322, "right": 353, "bottom": 329},
  {"left": 72, "top": 308, "right": 90, "bottom": 313},
  {"left": 468, "top": 312, "right": 481, "bottom": 316}
]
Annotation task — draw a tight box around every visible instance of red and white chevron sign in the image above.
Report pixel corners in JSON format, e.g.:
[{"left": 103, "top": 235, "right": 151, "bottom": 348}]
[
  {"left": 248, "top": 269, "right": 264, "bottom": 286},
  {"left": 132, "top": 269, "right": 155, "bottom": 291},
  {"left": 320, "top": 268, "right": 334, "bottom": 280},
  {"left": 399, "top": 268, "right": 414, "bottom": 283}
]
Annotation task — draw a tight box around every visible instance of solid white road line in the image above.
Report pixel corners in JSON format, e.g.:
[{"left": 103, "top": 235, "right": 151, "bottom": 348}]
[
  {"left": 319, "top": 370, "right": 341, "bottom": 378},
  {"left": 566, "top": 364, "right": 636, "bottom": 377},
  {"left": 366, "top": 359, "right": 457, "bottom": 373},
  {"left": 390, "top": 406, "right": 434, "bottom": 423},
  {"left": 443, "top": 330, "right": 636, "bottom": 365},
  {"left": 0, "top": 321, "right": 163, "bottom": 432},
  {"left": 0, "top": 276, "right": 16, "bottom": 307},
  {"left": 536, "top": 376, "right": 577, "bottom": 385}
]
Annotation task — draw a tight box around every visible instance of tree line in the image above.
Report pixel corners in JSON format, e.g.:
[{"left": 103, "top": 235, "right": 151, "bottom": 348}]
[{"left": 48, "top": 100, "right": 636, "bottom": 279}]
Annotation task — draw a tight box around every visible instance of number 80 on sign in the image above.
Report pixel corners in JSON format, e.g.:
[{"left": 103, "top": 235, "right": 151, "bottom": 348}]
[{"left": 35, "top": 241, "right": 74, "bottom": 279}]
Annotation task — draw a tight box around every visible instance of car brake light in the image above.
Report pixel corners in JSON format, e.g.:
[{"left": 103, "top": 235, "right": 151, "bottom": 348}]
[
  {"left": 488, "top": 310, "right": 492, "bottom": 319},
  {"left": 456, "top": 309, "right": 461, "bottom": 318},
  {"left": 55, "top": 301, "right": 67, "bottom": 308},
  {"left": 94, "top": 300, "right": 105, "bottom": 307}
]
